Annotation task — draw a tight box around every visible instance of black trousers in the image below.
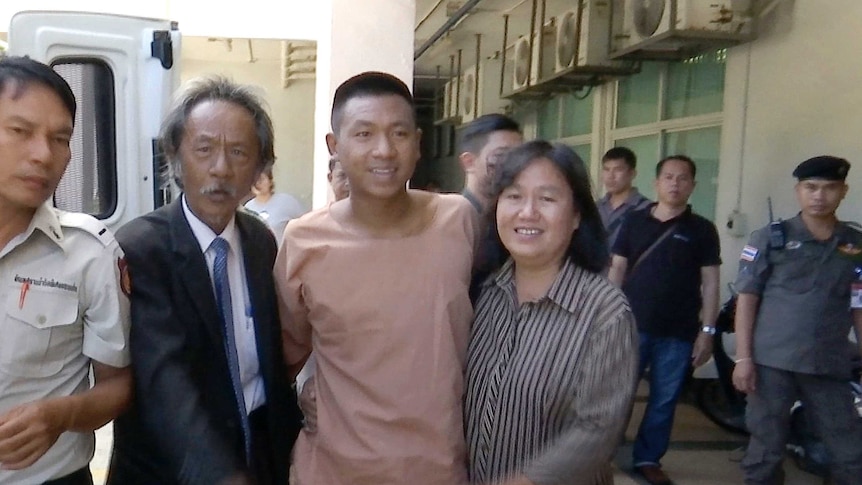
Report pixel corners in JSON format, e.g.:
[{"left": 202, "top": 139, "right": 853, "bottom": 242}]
[
  {"left": 43, "top": 467, "right": 93, "bottom": 485},
  {"left": 249, "top": 405, "right": 276, "bottom": 485}
]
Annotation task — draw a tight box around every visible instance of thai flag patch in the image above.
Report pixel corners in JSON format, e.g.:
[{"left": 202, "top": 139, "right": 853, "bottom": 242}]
[{"left": 740, "top": 245, "right": 759, "bottom": 262}]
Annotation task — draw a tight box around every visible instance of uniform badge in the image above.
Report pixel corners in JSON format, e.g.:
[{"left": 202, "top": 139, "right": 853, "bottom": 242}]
[
  {"left": 838, "top": 243, "right": 862, "bottom": 256},
  {"left": 740, "top": 245, "right": 758, "bottom": 262},
  {"left": 118, "top": 257, "right": 132, "bottom": 297},
  {"left": 838, "top": 243, "right": 862, "bottom": 265},
  {"left": 785, "top": 240, "right": 802, "bottom": 250}
]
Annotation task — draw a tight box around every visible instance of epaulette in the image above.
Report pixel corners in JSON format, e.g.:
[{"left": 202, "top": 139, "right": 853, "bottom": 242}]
[{"left": 58, "top": 211, "right": 116, "bottom": 247}]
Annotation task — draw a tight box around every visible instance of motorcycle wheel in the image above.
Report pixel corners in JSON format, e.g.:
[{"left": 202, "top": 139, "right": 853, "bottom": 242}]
[{"left": 694, "top": 379, "right": 749, "bottom": 435}]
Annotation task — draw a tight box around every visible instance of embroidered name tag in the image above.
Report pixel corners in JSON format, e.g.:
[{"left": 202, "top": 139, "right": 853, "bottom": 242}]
[{"left": 14, "top": 275, "right": 78, "bottom": 292}]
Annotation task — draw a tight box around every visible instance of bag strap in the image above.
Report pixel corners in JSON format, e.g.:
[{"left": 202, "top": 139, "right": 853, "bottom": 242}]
[{"left": 628, "top": 223, "right": 678, "bottom": 277}]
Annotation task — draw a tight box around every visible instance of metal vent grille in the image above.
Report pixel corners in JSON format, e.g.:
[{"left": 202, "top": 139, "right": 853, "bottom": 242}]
[{"left": 52, "top": 61, "right": 117, "bottom": 219}]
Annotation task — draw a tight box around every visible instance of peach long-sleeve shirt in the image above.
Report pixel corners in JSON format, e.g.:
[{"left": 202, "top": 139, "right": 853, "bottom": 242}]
[{"left": 275, "top": 194, "right": 478, "bottom": 485}]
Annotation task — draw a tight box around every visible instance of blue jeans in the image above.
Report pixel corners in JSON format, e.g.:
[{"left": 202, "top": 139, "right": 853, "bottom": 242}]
[{"left": 633, "top": 332, "right": 693, "bottom": 467}]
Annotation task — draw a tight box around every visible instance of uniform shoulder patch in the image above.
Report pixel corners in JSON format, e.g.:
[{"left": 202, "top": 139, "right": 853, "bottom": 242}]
[
  {"left": 740, "top": 245, "right": 759, "bottom": 262},
  {"left": 58, "top": 211, "right": 115, "bottom": 247}
]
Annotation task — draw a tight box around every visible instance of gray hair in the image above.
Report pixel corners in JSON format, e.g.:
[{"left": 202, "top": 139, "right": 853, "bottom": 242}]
[{"left": 159, "top": 76, "right": 275, "bottom": 189}]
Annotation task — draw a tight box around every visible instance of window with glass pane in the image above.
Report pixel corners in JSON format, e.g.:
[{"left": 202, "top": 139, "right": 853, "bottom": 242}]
[
  {"left": 616, "top": 62, "right": 661, "bottom": 128},
  {"left": 614, "top": 135, "right": 659, "bottom": 200},
  {"left": 52, "top": 60, "right": 117, "bottom": 219},
  {"left": 664, "top": 127, "right": 721, "bottom": 221},
  {"left": 665, "top": 50, "right": 726, "bottom": 119},
  {"left": 536, "top": 98, "right": 559, "bottom": 140},
  {"left": 561, "top": 89, "right": 594, "bottom": 137},
  {"left": 570, "top": 144, "right": 591, "bottom": 166}
]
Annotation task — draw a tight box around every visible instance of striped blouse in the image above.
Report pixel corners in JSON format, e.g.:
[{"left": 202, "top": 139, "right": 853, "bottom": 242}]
[{"left": 465, "top": 258, "right": 639, "bottom": 485}]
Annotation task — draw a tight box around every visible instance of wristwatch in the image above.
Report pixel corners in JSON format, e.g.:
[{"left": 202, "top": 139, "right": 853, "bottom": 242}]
[{"left": 700, "top": 325, "right": 717, "bottom": 335}]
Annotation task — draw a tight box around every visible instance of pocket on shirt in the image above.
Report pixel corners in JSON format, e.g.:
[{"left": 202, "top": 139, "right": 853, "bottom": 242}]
[
  {"left": 769, "top": 250, "right": 817, "bottom": 293},
  {"left": 1, "top": 284, "right": 80, "bottom": 378}
]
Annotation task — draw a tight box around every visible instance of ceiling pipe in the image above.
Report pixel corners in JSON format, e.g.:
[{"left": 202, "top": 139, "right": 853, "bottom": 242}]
[{"left": 414, "top": 0, "right": 484, "bottom": 61}]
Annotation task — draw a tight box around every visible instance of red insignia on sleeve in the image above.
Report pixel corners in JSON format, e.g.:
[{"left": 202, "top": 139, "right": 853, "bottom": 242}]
[{"left": 118, "top": 257, "right": 132, "bottom": 297}]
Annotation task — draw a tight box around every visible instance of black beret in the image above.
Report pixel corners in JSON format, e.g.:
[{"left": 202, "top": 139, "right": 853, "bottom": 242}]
[{"left": 792, "top": 156, "right": 850, "bottom": 181}]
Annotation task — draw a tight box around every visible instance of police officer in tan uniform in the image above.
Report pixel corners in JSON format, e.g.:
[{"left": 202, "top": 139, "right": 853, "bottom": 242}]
[
  {"left": 733, "top": 156, "right": 862, "bottom": 485},
  {"left": 0, "top": 57, "right": 132, "bottom": 484}
]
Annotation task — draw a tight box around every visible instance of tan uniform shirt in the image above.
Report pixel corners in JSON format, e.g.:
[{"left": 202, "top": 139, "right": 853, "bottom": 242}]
[
  {"left": 0, "top": 204, "right": 130, "bottom": 484},
  {"left": 276, "top": 194, "right": 477, "bottom": 485}
]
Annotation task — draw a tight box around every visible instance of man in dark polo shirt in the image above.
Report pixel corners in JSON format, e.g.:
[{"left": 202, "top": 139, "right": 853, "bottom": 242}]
[
  {"left": 732, "top": 156, "right": 862, "bottom": 485},
  {"left": 609, "top": 155, "right": 721, "bottom": 485}
]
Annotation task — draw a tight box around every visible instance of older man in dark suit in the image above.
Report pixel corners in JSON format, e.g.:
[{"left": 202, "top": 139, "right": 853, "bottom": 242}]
[{"left": 106, "top": 77, "right": 302, "bottom": 485}]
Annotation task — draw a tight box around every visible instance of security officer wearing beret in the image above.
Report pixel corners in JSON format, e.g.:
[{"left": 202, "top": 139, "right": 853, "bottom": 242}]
[
  {"left": 0, "top": 57, "right": 132, "bottom": 484},
  {"left": 732, "top": 155, "right": 862, "bottom": 484}
]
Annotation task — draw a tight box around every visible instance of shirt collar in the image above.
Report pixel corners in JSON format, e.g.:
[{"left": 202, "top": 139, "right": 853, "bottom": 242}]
[
  {"left": 1, "top": 203, "right": 65, "bottom": 257},
  {"left": 31, "top": 203, "right": 65, "bottom": 245},
  {"left": 625, "top": 187, "right": 646, "bottom": 206},
  {"left": 648, "top": 203, "right": 692, "bottom": 222},
  {"left": 182, "top": 195, "right": 239, "bottom": 254},
  {"left": 599, "top": 187, "right": 645, "bottom": 208},
  {"left": 784, "top": 214, "right": 815, "bottom": 242},
  {"left": 489, "top": 257, "right": 588, "bottom": 315},
  {"left": 786, "top": 213, "right": 860, "bottom": 245}
]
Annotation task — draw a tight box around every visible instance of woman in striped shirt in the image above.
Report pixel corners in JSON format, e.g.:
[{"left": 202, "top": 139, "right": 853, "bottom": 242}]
[{"left": 465, "top": 141, "right": 639, "bottom": 485}]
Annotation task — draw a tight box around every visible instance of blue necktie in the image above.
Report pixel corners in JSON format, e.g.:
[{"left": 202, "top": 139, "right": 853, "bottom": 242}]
[{"left": 210, "top": 237, "right": 252, "bottom": 463}]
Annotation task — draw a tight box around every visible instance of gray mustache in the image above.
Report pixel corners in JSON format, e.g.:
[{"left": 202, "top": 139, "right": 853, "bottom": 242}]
[{"left": 200, "top": 185, "right": 237, "bottom": 197}]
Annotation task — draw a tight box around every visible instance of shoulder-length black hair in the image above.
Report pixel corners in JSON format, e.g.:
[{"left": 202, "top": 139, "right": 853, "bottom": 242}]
[{"left": 485, "top": 140, "right": 608, "bottom": 273}]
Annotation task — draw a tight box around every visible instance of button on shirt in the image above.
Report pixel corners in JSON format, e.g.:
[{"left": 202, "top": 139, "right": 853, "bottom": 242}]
[
  {"left": 0, "top": 203, "right": 130, "bottom": 484},
  {"left": 734, "top": 215, "right": 862, "bottom": 377},
  {"left": 183, "top": 197, "right": 265, "bottom": 413}
]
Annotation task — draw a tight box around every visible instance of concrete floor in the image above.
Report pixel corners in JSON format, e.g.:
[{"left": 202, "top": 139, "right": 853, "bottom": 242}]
[
  {"left": 612, "top": 383, "right": 825, "bottom": 485},
  {"left": 89, "top": 383, "right": 828, "bottom": 484}
]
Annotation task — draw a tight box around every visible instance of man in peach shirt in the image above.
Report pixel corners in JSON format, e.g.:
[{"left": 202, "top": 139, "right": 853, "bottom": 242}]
[{"left": 275, "top": 72, "right": 477, "bottom": 485}]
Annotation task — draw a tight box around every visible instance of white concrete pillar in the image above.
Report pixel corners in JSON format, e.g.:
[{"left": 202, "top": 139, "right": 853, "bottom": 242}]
[{"left": 311, "top": 0, "right": 416, "bottom": 208}]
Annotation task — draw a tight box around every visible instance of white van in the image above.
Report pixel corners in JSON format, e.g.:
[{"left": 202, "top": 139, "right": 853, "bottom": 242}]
[{"left": 7, "top": 11, "right": 181, "bottom": 232}]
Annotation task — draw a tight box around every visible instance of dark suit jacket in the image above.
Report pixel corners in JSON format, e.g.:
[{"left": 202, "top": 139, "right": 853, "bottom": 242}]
[{"left": 107, "top": 201, "right": 301, "bottom": 485}]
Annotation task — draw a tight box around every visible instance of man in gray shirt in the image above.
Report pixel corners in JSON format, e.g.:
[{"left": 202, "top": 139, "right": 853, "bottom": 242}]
[
  {"left": 732, "top": 155, "right": 862, "bottom": 485},
  {"left": 597, "top": 147, "right": 651, "bottom": 249}
]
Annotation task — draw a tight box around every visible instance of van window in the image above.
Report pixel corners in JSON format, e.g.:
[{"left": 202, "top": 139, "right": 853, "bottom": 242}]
[{"left": 52, "top": 60, "right": 117, "bottom": 219}]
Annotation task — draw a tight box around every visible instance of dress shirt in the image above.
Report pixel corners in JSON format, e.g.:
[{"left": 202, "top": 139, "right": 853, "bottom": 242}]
[
  {"left": 182, "top": 196, "right": 265, "bottom": 413},
  {"left": 0, "top": 203, "right": 130, "bottom": 484}
]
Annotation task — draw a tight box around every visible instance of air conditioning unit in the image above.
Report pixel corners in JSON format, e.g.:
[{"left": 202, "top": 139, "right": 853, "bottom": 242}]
[
  {"left": 511, "top": 36, "right": 532, "bottom": 91},
  {"left": 612, "top": 0, "right": 755, "bottom": 59},
  {"left": 554, "top": 1, "right": 619, "bottom": 73},
  {"left": 511, "top": 25, "right": 555, "bottom": 92},
  {"left": 460, "top": 67, "right": 479, "bottom": 123}
]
